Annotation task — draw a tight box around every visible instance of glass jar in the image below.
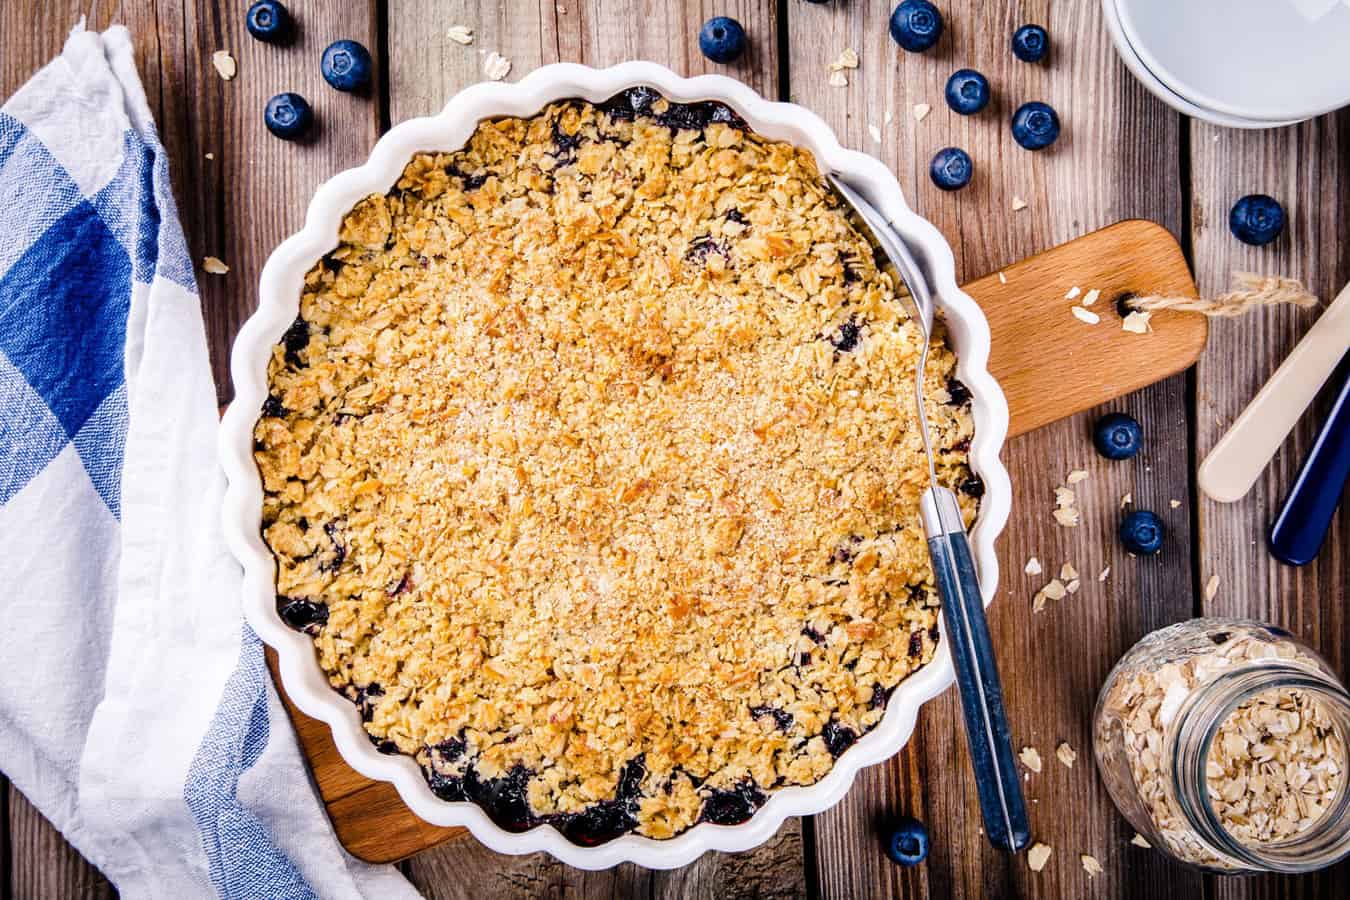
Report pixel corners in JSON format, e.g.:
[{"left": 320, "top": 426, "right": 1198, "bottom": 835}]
[{"left": 1093, "top": 618, "right": 1350, "bottom": 874}]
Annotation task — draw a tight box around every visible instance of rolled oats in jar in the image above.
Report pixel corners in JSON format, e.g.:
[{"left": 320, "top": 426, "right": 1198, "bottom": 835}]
[{"left": 1093, "top": 618, "right": 1350, "bottom": 874}]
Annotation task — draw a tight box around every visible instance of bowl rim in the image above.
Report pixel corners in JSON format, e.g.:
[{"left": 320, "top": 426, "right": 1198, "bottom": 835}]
[{"left": 218, "top": 61, "right": 1012, "bottom": 871}]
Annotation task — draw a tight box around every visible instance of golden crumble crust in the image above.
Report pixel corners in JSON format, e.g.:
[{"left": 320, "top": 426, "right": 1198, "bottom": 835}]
[{"left": 254, "top": 91, "right": 979, "bottom": 843}]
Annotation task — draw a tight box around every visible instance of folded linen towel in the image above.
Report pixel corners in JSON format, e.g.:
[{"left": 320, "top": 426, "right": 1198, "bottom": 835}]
[{"left": 0, "top": 22, "right": 418, "bottom": 900}]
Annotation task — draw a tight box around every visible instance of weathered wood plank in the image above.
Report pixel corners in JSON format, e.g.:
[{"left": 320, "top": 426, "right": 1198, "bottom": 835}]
[
  {"left": 8, "top": 786, "right": 115, "bottom": 900},
  {"left": 1190, "top": 110, "right": 1350, "bottom": 900},
  {"left": 790, "top": 2, "right": 1198, "bottom": 897},
  {"left": 384, "top": 1, "right": 799, "bottom": 895}
]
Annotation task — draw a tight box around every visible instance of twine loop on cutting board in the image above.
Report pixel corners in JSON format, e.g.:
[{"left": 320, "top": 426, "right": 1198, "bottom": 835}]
[{"left": 1128, "top": 272, "right": 1319, "bottom": 317}]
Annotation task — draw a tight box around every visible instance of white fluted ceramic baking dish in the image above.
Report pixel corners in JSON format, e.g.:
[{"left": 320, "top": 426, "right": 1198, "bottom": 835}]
[{"left": 218, "top": 61, "right": 1011, "bottom": 870}]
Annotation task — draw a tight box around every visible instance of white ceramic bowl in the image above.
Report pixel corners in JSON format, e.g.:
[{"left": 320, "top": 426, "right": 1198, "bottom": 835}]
[{"left": 219, "top": 62, "right": 1011, "bottom": 870}]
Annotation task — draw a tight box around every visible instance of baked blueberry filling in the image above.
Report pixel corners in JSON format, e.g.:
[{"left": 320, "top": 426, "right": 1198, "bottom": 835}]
[
  {"left": 276, "top": 597, "right": 327, "bottom": 634},
  {"left": 699, "top": 779, "right": 766, "bottom": 826},
  {"left": 750, "top": 705, "right": 795, "bottom": 731},
  {"left": 945, "top": 377, "right": 971, "bottom": 406},
  {"left": 281, "top": 316, "right": 309, "bottom": 369},
  {"left": 829, "top": 317, "right": 863, "bottom": 353},
  {"left": 821, "top": 720, "right": 858, "bottom": 757},
  {"left": 960, "top": 474, "right": 985, "bottom": 498}
]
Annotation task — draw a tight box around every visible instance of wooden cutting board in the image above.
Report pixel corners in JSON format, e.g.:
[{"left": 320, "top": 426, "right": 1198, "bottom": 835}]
[{"left": 268, "top": 218, "right": 1206, "bottom": 864}]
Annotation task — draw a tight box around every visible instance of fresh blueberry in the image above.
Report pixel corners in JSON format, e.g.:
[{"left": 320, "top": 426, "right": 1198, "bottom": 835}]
[
  {"left": 1120, "top": 510, "right": 1165, "bottom": 555},
  {"left": 884, "top": 817, "right": 931, "bottom": 866},
  {"left": 1011, "top": 101, "right": 1060, "bottom": 150},
  {"left": 1093, "top": 412, "right": 1143, "bottom": 460},
  {"left": 699, "top": 17, "right": 746, "bottom": 64},
  {"left": 246, "top": 1, "right": 294, "bottom": 44},
  {"left": 264, "top": 92, "right": 313, "bottom": 140},
  {"left": 1012, "top": 24, "right": 1048, "bottom": 63},
  {"left": 1229, "top": 194, "right": 1285, "bottom": 246},
  {"left": 930, "top": 147, "right": 973, "bottom": 191},
  {"left": 945, "top": 69, "right": 990, "bottom": 115},
  {"left": 889, "top": 1, "right": 944, "bottom": 53},
  {"left": 321, "top": 40, "right": 373, "bottom": 93}
]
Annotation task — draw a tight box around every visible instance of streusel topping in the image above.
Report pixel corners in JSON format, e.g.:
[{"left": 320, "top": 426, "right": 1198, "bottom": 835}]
[{"left": 254, "top": 89, "right": 978, "bottom": 844}]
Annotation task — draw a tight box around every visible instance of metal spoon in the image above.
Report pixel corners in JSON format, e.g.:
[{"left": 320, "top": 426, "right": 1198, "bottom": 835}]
[{"left": 827, "top": 174, "right": 1031, "bottom": 853}]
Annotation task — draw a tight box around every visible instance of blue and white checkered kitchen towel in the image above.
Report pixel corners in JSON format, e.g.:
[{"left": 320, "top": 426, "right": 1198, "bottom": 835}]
[{"left": 0, "top": 23, "right": 418, "bottom": 900}]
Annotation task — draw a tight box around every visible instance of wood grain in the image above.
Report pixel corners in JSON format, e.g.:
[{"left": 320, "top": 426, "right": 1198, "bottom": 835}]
[
  {"left": 789, "top": 2, "right": 1201, "bottom": 897},
  {"left": 8, "top": 786, "right": 114, "bottom": 900},
  {"left": 1189, "top": 110, "right": 1350, "bottom": 899}
]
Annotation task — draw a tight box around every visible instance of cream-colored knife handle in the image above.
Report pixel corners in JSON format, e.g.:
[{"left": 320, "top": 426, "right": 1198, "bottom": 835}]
[{"left": 1199, "top": 281, "right": 1350, "bottom": 503}]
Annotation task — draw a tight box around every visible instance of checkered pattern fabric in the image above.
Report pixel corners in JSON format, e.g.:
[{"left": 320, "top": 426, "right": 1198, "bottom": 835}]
[{"left": 0, "top": 22, "right": 417, "bottom": 900}]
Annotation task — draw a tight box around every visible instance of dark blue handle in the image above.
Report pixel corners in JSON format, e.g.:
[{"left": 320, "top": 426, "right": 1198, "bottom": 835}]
[
  {"left": 928, "top": 530, "right": 1031, "bottom": 852},
  {"left": 1270, "top": 363, "right": 1350, "bottom": 567}
]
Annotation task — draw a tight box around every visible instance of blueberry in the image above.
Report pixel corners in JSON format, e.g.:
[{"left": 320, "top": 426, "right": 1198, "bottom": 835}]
[
  {"left": 884, "top": 817, "right": 931, "bottom": 865},
  {"left": 246, "top": 1, "right": 294, "bottom": 44},
  {"left": 944, "top": 69, "right": 990, "bottom": 115},
  {"left": 1093, "top": 412, "right": 1143, "bottom": 460},
  {"left": 264, "top": 93, "right": 313, "bottom": 141},
  {"left": 321, "top": 40, "right": 373, "bottom": 93},
  {"left": 1120, "top": 510, "right": 1165, "bottom": 555},
  {"left": 1012, "top": 24, "right": 1048, "bottom": 63},
  {"left": 1011, "top": 101, "right": 1060, "bottom": 151},
  {"left": 930, "top": 147, "right": 973, "bottom": 191},
  {"left": 889, "top": 1, "right": 944, "bottom": 53},
  {"left": 699, "top": 17, "right": 746, "bottom": 64},
  {"left": 276, "top": 597, "right": 327, "bottom": 634},
  {"left": 699, "top": 780, "right": 766, "bottom": 825},
  {"left": 1229, "top": 194, "right": 1284, "bottom": 246},
  {"left": 821, "top": 720, "right": 858, "bottom": 757}
]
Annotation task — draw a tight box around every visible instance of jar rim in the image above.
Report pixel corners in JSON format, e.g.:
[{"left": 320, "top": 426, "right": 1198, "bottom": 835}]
[{"left": 1170, "top": 663, "right": 1350, "bottom": 874}]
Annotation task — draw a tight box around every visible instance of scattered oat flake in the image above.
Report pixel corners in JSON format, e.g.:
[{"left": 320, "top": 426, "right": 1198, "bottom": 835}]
[
  {"left": 1019, "top": 746, "right": 1043, "bottom": 773},
  {"left": 1053, "top": 507, "right": 1080, "bottom": 527},
  {"left": 1205, "top": 574, "right": 1220, "bottom": 601},
  {"left": 204, "top": 152, "right": 215, "bottom": 160},
  {"left": 1064, "top": 286, "right": 1082, "bottom": 300},
  {"left": 448, "top": 25, "right": 474, "bottom": 45},
  {"left": 1028, "top": 843, "right": 1052, "bottom": 872},
  {"left": 1120, "top": 492, "right": 1133, "bottom": 509},
  {"left": 1066, "top": 579, "right": 1081, "bottom": 594},
  {"left": 1054, "top": 487, "right": 1076, "bottom": 509},
  {"left": 913, "top": 103, "right": 931, "bottom": 122},
  {"left": 1025, "top": 557, "right": 1043, "bottom": 576},
  {"left": 1131, "top": 833, "right": 1152, "bottom": 848},
  {"left": 830, "top": 47, "right": 859, "bottom": 70},
  {"left": 998, "top": 271, "right": 1007, "bottom": 284},
  {"left": 1169, "top": 498, "right": 1181, "bottom": 508},
  {"left": 202, "top": 256, "right": 229, "bottom": 275},
  {"left": 1042, "top": 578, "right": 1067, "bottom": 601},
  {"left": 1072, "top": 306, "right": 1101, "bottom": 325},
  {"left": 827, "top": 69, "right": 849, "bottom": 88},
  {"left": 1083, "top": 288, "right": 1102, "bottom": 307},
  {"left": 1123, "top": 309, "right": 1153, "bottom": 334},
  {"left": 1098, "top": 566, "right": 1111, "bottom": 582},
  {"left": 212, "top": 50, "right": 236, "bottom": 81},
  {"left": 484, "top": 51, "right": 511, "bottom": 81},
  {"left": 1012, "top": 196, "right": 1028, "bottom": 211},
  {"left": 1060, "top": 562, "right": 1078, "bottom": 581},
  {"left": 884, "top": 110, "right": 894, "bottom": 125},
  {"left": 1057, "top": 742, "right": 1077, "bottom": 768},
  {"left": 1067, "top": 469, "right": 1089, "bottom": 484},
  {"left": 868, "top": 123, "right": 882, "bottom": 143},
  {"left": 1081, "top": 854, "right": 1103, "bottom": 877}
]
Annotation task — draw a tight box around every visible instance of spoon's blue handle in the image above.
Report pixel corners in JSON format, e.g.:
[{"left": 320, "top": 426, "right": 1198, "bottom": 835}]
[
  {"left": 923, "top": 488, "right": 1031, "bottom": 853},
  {"left": 1269, "top": 364, "right": 1350, "bottom": 567}
]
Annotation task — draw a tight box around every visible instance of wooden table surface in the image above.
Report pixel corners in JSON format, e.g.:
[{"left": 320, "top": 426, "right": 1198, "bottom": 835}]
[{"left": 1, "top": 1, "right": 1346, "bottom": 898}]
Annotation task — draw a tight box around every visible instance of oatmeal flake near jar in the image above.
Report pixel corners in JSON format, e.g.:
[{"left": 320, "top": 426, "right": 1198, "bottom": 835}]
[{"left": 1093, "top": 618, "right": 1350, "bottom": 873}]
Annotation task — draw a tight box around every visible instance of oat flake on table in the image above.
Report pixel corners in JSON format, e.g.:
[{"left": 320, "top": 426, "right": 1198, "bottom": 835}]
[
  {"left": 1082, "top": 288, "right": 1101, "bottom": 306},
  {"left": 1012, "top": 196, "right": 1028, "bottom": 211},
  {"left": 1060, "top": 562, "right": 1078, "bottom": 581},
  {"left": 1081, "top": 854, "right": 1103, "bottom": 877},
  {"left": 1072, "top": 306, "right": 1101, "bottom": 325},
  {"left": 1025, "top": 557, "right": 1043, "bottom": 576},
  {"left": 1067, "top": 469, "right": 1088, "bottom": 485},
  {"left": 913, "top": 103, "right": 931, "bottom": 122},
  {"left": 483, "top": 51, "right": 511, "bottom": 80},
  {"left": 1028, "top": 843, "right": 1053, "bottom": 872},
  {"left": 447, "top": 25, "right": 474, "bottom": 45},
  {"left": 830, "top": 47, "right": 859, "bottom": 71},
  {"left": 1053, "top": 507, "right": 1080, "bottom": 527},
  {"left": 1056, "top": 742, "right": 1077, "bottom": 768},
  {"left": 1098, "top": 566, "right": 1111, "bottom": 582},
  {"left": 1064, "top": 286, "right": 1082, "bottom": 301},
  {"left": 1020, "top": 746, "right": 1043, "bottom": 773},
  {"left": 867, "top": 124, "right": 882, "bottom": 143},
  {"left": 827, "top": 70, "right": 849, "bottom": 88},
  {"left": 1130, "top": 833, "right": 1151, "bottom": 848},
  {"left": 211, "top": 50, "right": 236, "bottom": 81},
  {"left": 1205, "top": 574, "right": 1220, "bottom": 601},
  {"left": 202, "top": 256, "right": 229, "bottom": 275}
]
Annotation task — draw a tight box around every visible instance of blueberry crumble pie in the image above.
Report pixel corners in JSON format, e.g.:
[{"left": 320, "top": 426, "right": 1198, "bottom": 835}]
[{"left": 253, "top": 88, "right": 979, "bottom": 845}]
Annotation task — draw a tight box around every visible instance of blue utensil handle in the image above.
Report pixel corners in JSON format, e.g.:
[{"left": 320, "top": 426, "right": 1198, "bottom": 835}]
[
  {"left": 1270, "top": 363, "right": 1350, "bottom": 566},
  {"left": 922, "top": 488, "right": 1031, "bottom": 853}
]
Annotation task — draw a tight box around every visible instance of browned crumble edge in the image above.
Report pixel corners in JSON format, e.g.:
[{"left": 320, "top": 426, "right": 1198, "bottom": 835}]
[{"left": 252, "top": 88, "right": 980, "bottom": 845}]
